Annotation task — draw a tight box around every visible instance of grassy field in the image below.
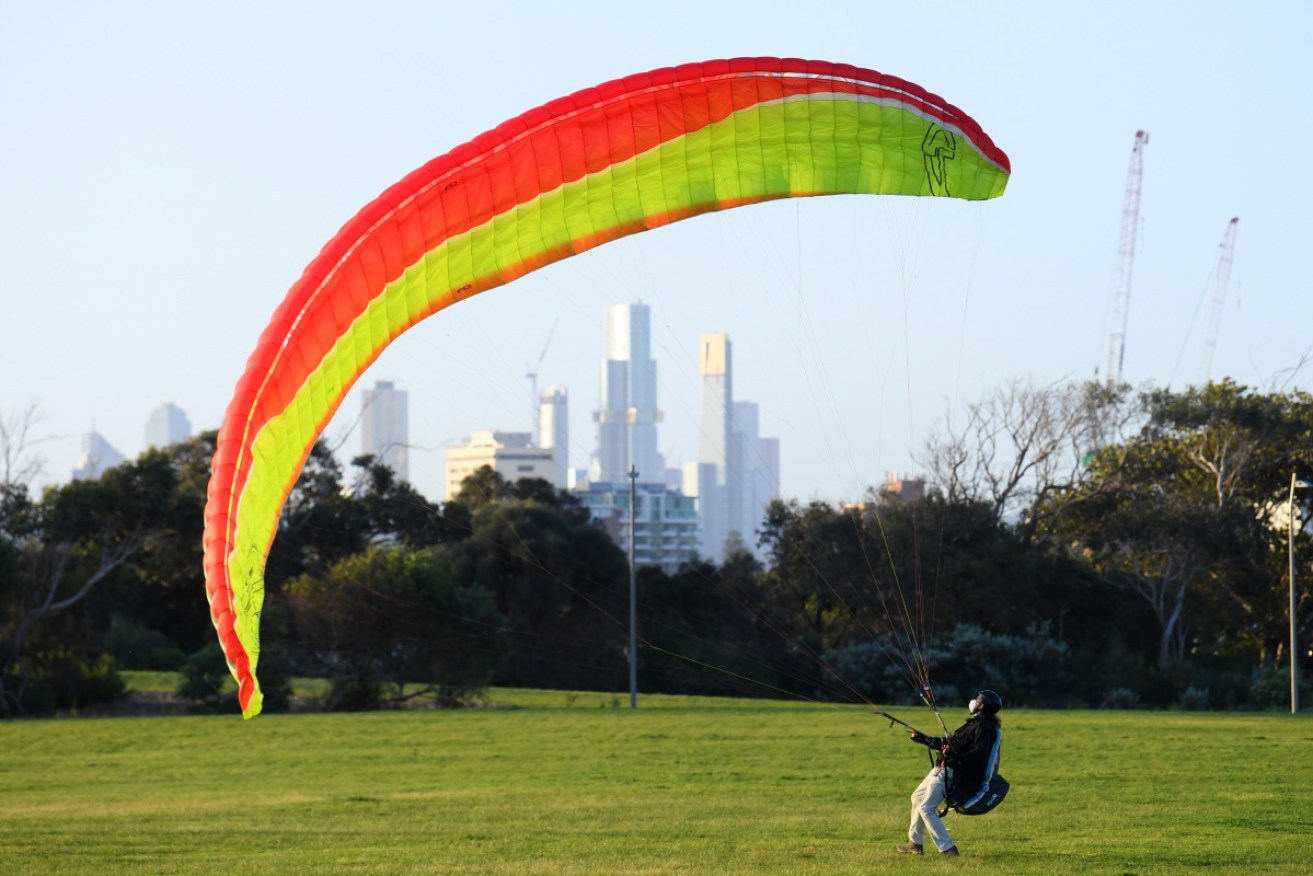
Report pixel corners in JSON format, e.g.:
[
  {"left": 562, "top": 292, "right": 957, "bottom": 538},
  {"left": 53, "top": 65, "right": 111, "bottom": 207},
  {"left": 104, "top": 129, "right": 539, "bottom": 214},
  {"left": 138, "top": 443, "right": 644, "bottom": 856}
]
[{"left": 2, "top": 687, "right": 1309, "bottom": 875}]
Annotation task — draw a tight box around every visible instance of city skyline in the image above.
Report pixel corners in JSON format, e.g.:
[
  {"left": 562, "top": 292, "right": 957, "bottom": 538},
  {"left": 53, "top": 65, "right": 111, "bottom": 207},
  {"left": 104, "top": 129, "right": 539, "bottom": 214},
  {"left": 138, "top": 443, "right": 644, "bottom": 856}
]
[
  {"left": 25, "top": 307, "right": 789, "bottom": 519},
  {"left": 343, "top": 302, "right": 792, "bottom": 566}
]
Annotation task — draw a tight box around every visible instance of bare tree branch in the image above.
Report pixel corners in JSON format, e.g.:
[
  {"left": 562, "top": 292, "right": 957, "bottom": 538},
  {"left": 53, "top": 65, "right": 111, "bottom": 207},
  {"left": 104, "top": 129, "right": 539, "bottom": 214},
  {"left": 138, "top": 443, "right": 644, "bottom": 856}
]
[{"left": 0, "top": 402, "right": 49, "bottom": 489}]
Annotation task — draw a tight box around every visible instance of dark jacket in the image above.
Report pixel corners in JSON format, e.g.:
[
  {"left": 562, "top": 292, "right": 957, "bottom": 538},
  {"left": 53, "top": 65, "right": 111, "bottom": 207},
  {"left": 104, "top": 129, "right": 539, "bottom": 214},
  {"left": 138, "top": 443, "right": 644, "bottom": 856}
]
[{"left": 918, "top": 715, "right": 1002, "bottom": 795}]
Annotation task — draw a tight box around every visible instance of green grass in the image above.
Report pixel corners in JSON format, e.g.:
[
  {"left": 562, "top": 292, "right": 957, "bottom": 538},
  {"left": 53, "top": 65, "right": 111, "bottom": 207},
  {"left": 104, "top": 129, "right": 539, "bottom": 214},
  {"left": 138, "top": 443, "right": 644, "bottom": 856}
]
[
  {"left": 119, "top": 670, "right": 331, "bottom": 698},
  {"left": 2, "top": 691, "right": 1309, "bottom": 875}
]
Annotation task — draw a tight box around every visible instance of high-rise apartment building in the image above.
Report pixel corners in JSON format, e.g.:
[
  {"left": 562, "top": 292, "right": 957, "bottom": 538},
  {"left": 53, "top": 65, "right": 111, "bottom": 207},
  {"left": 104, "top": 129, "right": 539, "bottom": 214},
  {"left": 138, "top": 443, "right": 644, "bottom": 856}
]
[
  {"left": 575, "top": 480, "right": 701, "bottom": 574},
  {"left": 538, "top": 386, "right": 568, "bottom": 489},
  {"left": 361, "top": 380, "right": 409, "bottom": 481},
  {"left": 593, "top": 303, "right": 664, "bottom": 484},
  {"left": 144, "top": 403, "right": 191, "bottom": 449}
]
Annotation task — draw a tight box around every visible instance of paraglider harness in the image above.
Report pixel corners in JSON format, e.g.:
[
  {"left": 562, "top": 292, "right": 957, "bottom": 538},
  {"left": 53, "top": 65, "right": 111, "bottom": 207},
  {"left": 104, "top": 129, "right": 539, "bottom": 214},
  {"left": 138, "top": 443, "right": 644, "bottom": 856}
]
[{"left": 874, "top": 708, "right": 1009, "bottom": 817}]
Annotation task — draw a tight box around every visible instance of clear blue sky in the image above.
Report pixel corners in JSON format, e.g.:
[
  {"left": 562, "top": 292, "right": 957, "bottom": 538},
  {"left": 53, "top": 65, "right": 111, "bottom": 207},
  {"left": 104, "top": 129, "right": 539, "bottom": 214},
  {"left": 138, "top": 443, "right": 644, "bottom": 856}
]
[{"left": 3, "top": 1, "right": 1309, "bottom": 503}]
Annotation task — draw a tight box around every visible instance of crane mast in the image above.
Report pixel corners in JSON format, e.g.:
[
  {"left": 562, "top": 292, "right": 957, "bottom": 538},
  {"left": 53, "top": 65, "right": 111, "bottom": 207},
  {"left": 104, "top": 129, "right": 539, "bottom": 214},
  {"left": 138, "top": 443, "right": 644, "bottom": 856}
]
[
  {"left": 525, "top": 318, "right": 559, "bottom": 442},
  {"left": 1105, "top": 130, "right": 1149, "bottom": 387},
  {"left": 1196, "top": 217, "right": 1240, "bottom": 384}
]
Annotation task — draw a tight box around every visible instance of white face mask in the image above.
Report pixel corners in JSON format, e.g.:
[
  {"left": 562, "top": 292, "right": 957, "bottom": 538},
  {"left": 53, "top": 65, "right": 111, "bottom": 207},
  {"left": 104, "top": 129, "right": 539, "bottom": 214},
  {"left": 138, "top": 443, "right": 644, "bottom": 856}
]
[{"left": 968, "top": 697, "right": 980, "bottom": 715}]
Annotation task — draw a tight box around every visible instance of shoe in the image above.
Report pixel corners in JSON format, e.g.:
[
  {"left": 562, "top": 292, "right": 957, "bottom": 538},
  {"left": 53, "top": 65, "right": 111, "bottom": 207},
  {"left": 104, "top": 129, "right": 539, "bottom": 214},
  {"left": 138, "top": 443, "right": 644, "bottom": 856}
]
[
  {"left": 941, "top": 846, "right": 960, "bottom": 856},
  {"left": 896, "top": 843, "right": 924, "bottom": 855}
]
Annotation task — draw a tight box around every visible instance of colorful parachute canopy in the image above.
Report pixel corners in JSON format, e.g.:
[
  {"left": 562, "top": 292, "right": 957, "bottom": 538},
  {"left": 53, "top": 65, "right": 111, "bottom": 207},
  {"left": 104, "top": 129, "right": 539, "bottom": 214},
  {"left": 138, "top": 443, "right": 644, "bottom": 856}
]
[{"left": 203, "top": 57, "right": 1010, "bottom": 718}]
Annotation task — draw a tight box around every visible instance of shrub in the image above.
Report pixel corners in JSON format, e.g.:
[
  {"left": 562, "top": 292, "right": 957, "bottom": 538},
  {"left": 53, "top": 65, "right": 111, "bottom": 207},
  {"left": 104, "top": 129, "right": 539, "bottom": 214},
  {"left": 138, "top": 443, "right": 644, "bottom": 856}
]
[
  {"left": 177, "top": 642, "right": 292, "bottom": 714},
  {"left": 924, "top": 623, "right": 1075, "bottom": 708},
  {"left": 325, "top": 676, "right": 383, "bottom": 712},
  {"left": 12, "top": 649, "right": 126, "bottom": 715},
  {"left": 1101, "top": 687, "right": 1140, "bottom": 709},
  {"left": 177, "top": 644, "right": 238, "bottom": 714},
  {"left": 106, "top": 617, "right": 186, "bottom": 671},
  {"left": 819, "top": 640, "right": 902, "bottom": 704},
  {"left": 1178, "top": 685, "right": 1210, "bottom": 711},
  {"left": 1249, "top": 668, "right": 1312, "bottom": 711},
  {"left": 822, "top": 623, "right": 1075, "bottom": 707}
]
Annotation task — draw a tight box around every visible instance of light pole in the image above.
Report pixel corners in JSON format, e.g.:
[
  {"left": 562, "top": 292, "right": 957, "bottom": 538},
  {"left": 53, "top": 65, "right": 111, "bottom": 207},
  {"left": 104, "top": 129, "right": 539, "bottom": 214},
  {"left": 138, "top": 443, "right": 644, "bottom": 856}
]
[
  {"left": 628, "top": 464, "right": 638, "bottom": 709},
  {"left": 1289, "top": 473, "right": 1311, "bottom": 715}
]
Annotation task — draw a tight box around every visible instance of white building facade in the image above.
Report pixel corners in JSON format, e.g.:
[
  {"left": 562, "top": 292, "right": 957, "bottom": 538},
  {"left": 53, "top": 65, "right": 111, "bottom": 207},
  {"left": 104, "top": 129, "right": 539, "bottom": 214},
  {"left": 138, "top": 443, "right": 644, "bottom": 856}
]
[
  {"left": 444, "top": 431, "right": 556, "bottom": 501},
  {"left": 538, "top": 386, "right": 569, "bottom": 489}
]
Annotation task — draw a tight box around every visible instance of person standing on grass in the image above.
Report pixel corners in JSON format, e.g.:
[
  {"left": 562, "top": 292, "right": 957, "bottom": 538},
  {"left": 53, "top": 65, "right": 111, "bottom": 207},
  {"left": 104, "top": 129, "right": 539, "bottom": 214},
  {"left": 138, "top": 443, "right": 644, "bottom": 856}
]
[{"left": 896, "top": 689, "right": 1003, "bottom": 857}]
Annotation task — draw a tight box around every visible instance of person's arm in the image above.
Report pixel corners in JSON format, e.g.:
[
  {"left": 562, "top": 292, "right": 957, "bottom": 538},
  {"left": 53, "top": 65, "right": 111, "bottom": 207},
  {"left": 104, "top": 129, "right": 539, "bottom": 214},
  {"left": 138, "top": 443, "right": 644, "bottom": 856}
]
[{"left": 909, "top": 731, "right": 945, "bottom": 749}]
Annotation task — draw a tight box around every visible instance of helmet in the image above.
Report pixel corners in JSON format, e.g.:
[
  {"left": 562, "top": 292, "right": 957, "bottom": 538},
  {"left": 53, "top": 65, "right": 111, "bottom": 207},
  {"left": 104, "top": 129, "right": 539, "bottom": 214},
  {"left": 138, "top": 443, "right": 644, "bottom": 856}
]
[{"left": 969, "top": 689, "right": 1003, "bottom": 716}]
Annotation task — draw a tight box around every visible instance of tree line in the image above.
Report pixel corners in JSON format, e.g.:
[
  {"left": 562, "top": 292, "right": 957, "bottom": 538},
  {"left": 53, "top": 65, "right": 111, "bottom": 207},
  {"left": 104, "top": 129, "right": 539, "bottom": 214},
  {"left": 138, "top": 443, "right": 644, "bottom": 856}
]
[{"left": 1, "top": 379, "right": 1310, "bottom": 717}]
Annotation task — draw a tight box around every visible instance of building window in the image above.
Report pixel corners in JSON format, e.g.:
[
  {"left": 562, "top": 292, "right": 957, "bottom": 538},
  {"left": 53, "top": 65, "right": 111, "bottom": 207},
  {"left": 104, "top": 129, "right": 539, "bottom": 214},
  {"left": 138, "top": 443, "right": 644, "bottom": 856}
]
[{"left": 516, "top": 465, "right": 534, "bottom": 473}]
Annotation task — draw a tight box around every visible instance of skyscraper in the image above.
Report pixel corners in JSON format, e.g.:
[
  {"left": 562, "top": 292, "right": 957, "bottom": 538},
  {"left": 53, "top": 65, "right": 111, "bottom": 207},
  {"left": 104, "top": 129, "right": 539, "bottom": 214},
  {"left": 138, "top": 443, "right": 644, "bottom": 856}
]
[
  {"left": 593, "top": 303, "right": 663, "bottom": 484},
  {"left": 692, "top": 334, "right": 779, "bottom": 560},
  {"left": 361, "top": 380, "right": 409, "bottom": 481},
  {"left": 71, "top": 431, "right": 124, "bottom": 481},
  {"left": 538, "top": 386, "right": 569, "bottom": 489},
  {"left": 731, "top": 401, "right": 780, "bottom": 548},
  {"left": 144, "top": 403, "right": 191, "bottom": 449},
  {"left": 695, "top": 333, "right": 732, "bottom": 558}
]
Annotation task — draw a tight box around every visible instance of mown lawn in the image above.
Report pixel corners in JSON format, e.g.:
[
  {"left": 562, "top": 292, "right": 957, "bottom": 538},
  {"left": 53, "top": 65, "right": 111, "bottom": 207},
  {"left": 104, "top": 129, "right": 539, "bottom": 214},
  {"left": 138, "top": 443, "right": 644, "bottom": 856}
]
[{"left": 1, "top": 689, "right": 1308, "bottom": 875}]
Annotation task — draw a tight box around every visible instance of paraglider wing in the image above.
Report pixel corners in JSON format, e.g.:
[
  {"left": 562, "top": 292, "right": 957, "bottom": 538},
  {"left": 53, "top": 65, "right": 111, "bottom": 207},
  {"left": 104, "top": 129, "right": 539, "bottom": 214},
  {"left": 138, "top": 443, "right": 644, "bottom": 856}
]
[{"left": 202, "top": 57, "right": 1010, "bottom": 718}]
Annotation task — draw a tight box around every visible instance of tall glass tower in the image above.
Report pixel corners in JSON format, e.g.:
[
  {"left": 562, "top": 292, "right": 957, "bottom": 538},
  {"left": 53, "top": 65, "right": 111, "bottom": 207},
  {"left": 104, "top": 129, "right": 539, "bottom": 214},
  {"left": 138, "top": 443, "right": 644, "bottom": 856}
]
[
  {"left": 696, "top": 333, "right": 732, "bottom": 558},
  {"left": 593, "top": 303, "right": 663, "bottom": 484},
  {"left": 693, "top": 334, "right": 779, "bottom": 560}
]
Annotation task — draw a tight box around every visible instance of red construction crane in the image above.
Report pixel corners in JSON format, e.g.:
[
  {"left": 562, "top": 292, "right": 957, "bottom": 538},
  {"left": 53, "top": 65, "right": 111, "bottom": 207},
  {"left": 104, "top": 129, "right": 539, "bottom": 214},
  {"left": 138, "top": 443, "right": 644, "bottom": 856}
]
[
  {"left": 1105, "top": 130, "right": 1149, "bottom": 387},
  {"left": 1196, "top": 217, "right": 1240, "bottom": 384}
]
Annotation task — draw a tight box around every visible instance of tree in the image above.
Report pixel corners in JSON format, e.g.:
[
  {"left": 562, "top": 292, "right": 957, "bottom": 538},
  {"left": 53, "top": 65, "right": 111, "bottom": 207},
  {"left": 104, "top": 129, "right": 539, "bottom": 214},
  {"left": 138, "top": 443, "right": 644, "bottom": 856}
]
[
  {"left": 1039, "top": 382, "right": 1313, "bottom": 667},
  {"left": 633, "top": 552, "right": 798, "bottom": 697},
  {"left": 758, "top": 498, "right": 876, "bottom": 659},
  {"left": 1, "top": 451, "right": 182, "bottom": 716},
  {"left": 263, "top": 440, "right": 369, "bottom": 589},
  {"left": 919, "top": 379, "right": 1140, "bottom": 537},
  {"left": 447, "top": 475, "right": 628, "bottom": 690},
  {"left": 350, "top": 454, "right": 448, "bottom": 548},
  {"left": 0, "top": 403, "right": 48, "bottom": 488},
  {"left": 285, "top": 545, "right": 506, "bottom": 709},
  {"left": 94, "top": 434, "right": 214, "bottom": 661},
  {"left": 1140, "top": 382, "right": 1313, "bottom": 664}
]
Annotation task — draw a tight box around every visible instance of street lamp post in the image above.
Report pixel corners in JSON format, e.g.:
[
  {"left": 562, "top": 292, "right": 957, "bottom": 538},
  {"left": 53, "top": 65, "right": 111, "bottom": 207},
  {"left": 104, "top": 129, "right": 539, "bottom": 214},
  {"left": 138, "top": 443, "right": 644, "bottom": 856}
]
[
  {"left": 1289, "top": 473, "right": 1311, "bottom": 715},
  {"left": 628, "top": 465, "right": 638, "bottom": 709}
]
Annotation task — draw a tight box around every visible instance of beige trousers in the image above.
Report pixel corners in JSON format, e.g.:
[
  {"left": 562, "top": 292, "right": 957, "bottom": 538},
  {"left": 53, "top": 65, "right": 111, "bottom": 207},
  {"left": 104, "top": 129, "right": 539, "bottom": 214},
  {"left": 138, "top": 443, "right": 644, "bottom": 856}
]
[{"left": 908, "top": 765, "right": 954, "bottom": 852}]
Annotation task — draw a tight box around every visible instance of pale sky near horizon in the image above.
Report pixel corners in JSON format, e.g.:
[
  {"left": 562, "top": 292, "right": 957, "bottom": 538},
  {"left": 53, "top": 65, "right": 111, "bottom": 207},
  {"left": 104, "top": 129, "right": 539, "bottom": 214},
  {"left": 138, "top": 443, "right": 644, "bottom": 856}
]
[{"left": 3, "top": 1, "right": 1310, "bottom": 505}]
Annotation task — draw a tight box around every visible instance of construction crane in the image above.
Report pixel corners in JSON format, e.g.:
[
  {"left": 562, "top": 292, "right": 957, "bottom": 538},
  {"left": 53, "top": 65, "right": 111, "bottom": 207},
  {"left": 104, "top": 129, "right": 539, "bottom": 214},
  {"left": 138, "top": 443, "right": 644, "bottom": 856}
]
[
  {"left": 525, "top": 318, "right": 559, "bottom": 443},
  {"left": 1105, "top": 130, "right": 1149, "bottom": 387},
  {"left": 1196, "top": 217, "right": 1240, "bottom": 385}
]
